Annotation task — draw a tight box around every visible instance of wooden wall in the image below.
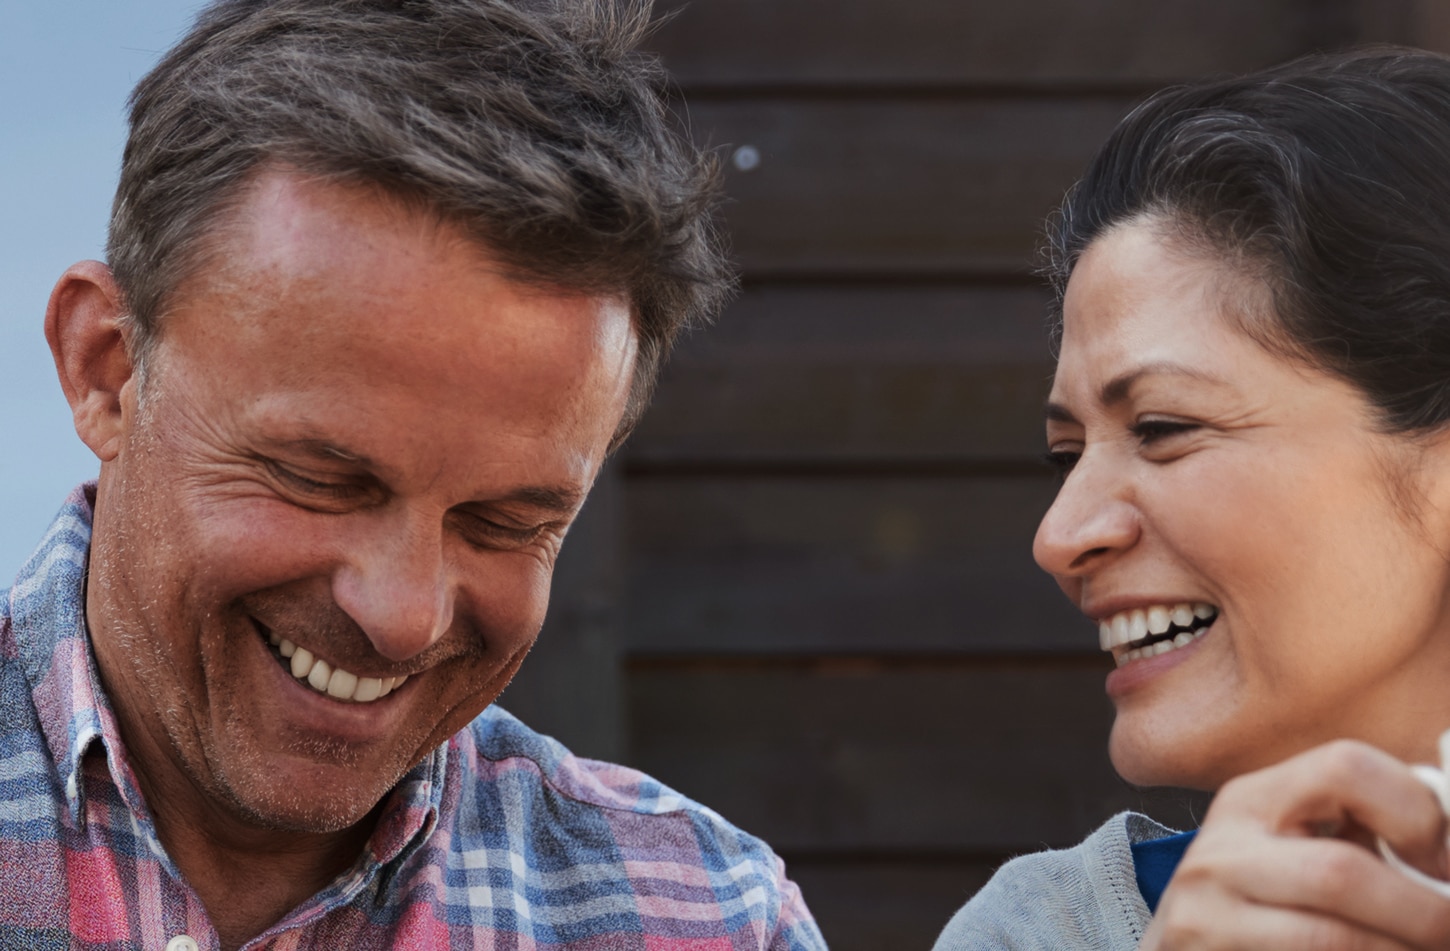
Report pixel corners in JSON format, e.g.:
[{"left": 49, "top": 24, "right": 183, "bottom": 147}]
[{"left": 502, "top": 2, "right": 1450, "bottom": 947}]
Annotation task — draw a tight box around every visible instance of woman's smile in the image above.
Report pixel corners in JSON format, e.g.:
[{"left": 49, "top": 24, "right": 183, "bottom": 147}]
[{"left": 1097, "top": 601, "right": 1218, "bottom": 665}]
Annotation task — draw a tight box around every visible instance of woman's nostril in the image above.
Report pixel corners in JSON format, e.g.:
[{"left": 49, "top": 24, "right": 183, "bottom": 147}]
[{"left": 1069, "top": 546, "right": 1112, "bottom": 572}]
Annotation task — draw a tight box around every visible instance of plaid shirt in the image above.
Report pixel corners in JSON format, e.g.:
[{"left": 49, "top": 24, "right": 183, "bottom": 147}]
[{"left": 0, "top": 485, "right": 825, "bottom": 950}]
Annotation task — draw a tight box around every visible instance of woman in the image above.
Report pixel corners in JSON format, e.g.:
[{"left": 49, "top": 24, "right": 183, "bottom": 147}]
[{"left": 936, "top": 48, "right": 1450, "bottom": 949}]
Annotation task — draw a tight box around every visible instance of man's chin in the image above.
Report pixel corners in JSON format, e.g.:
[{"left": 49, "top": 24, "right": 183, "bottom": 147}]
[
  {"left": 221, "top": 778, "right": 388, "bottom": 835},
  {"left": 208, "top": 749, "right": 405, "bottom": 835}
]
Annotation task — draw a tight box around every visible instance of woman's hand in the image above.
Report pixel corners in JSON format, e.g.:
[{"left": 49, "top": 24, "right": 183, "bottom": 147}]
[{"left": 1141, "top": 740, "right": 1450, "bottom": 950}]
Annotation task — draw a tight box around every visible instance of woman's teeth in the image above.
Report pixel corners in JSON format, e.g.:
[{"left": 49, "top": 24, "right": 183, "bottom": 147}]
[
  {"left": 1098, "top": 602, "right": 1217, "bottom": 667},
  {"left": 267, "top": 630, "right": 407, "bottom": 703}
]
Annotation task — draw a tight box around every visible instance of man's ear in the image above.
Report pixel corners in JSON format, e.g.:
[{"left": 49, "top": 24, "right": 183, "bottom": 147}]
[{"left": 45, "top": 261, "right": 137, "bottom": 463}]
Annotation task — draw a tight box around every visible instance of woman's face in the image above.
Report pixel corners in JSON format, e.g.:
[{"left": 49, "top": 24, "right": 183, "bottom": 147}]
[{"left": 1035, "top": 218, "right": 1450, "bottom": 790}]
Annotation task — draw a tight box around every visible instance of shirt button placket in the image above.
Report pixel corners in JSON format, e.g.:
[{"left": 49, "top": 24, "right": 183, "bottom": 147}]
[{"left": 165, "top": 936, "right": 201, "bottom": 951}]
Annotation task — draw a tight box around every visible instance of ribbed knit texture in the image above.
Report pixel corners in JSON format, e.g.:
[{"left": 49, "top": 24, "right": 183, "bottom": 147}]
[{"left": 933, "top": 812, "right": 1173, "bottom": 950}]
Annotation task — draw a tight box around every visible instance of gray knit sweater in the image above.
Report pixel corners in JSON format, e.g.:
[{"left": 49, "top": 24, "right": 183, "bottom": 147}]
[{"left": 932, "top": 812, "right": 1174, "bottom": 950}]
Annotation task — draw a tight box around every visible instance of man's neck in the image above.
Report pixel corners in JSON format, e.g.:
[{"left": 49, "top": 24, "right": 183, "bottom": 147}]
[{"left": 105, "top": 748, "right": 379, "bottom": 951}]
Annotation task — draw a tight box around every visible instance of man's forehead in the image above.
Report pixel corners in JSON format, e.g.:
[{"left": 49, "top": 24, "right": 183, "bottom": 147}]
[{"left": 171, "top": 167, "right": 633, "bottom": 326}]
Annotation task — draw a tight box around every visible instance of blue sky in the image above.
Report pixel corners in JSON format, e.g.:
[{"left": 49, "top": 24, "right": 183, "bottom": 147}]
[{"left": 0, "top": 1, "right": 202, "bottom": 574}]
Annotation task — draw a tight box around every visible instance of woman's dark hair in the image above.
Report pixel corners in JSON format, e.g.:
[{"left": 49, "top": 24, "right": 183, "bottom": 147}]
[{"left": 1049, "top": 47, "right": 1450, "bottom": 434}]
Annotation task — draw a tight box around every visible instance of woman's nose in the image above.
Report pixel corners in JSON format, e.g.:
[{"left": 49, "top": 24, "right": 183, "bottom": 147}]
[
  {"left": 331, "top": 518, "right": 455, "bottom": 661},
  {"left": 1033, "top": 459, "right": 1141, "bottom": 579}
]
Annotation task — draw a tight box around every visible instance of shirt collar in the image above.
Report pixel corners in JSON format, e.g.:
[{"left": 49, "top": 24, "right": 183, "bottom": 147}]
[
  {"left": 8, "top": 483, "right": 116, "bottom": 828},
  {"left": 370, "top": 739, "right": 448, "bottom": 870}
]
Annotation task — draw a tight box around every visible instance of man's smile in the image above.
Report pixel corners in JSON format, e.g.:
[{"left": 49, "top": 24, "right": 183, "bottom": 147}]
[{"left": 254, "top": 620, "right": 410, "bottom": 704}]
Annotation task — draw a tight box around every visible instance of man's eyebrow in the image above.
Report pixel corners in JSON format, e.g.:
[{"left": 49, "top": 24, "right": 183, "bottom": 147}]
[
  {"left": 271, "top": 437, "right": 373, "bottom": 466},
  {"left": 1043, "top": 362, "right": 1230, "bottom": 423},
  {"left": 267, "top": 437, "right": 585, "bottom": 511},
  {"left": 498, "top": 485, "right": 586, "bottom": 514}
]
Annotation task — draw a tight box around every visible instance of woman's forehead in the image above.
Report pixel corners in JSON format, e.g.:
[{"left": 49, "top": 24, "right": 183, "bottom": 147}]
[{"left": 1051, "top": 224, "right": 1284, "bottom": 404}]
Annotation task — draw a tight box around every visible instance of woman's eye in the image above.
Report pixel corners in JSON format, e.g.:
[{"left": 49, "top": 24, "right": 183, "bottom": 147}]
[
  {"left": 1131, "top": 419, "right": 1199, "bottom": 444},
  {"left": 1042, "top": 449, "right": 1080, "bottom": 477}
]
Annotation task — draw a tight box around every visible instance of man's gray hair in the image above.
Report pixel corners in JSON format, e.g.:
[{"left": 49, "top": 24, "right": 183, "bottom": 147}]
[{"left": 108, "top": 0, "right": 732, "bottom": 441}]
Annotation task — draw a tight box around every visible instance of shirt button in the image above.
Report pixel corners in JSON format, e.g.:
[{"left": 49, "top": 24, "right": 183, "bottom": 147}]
[{"left": 166, "top": 937, "right": 200, "bottom": 951}]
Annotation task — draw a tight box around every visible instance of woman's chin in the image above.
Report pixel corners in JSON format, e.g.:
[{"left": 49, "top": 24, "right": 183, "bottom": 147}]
[{"left": 1108, "top": 724, "right": 1225, "bottom": 792}]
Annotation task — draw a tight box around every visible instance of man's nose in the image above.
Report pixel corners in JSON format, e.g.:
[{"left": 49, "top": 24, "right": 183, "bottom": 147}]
[
  {"left": 1032, "top": 456, "right": 1140, "bottom": 579},
  {"left": 331, "top": 517, "right": 454, "bottom": 661}
]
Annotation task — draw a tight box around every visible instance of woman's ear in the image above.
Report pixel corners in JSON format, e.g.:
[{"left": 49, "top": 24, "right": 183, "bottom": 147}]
[{"left": 45, "top": 261, "right": 136, "bottom": 463}]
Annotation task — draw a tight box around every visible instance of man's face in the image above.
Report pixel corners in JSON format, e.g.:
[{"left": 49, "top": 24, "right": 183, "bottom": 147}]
[{"left": 86, "top": 169, "right": 636, "bottom": 832}]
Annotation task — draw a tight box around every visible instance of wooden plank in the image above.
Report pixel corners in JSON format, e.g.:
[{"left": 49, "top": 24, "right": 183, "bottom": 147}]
[
  {"left": 625, "top": 659, "right": 1210, "bottom": 852},
  {"left": 650, "top": 0, "right": 1332, "bottom": 88},
  {"left": 689, "top": 98, "right": 1138, "bottom": 276},
  {"left": 1406, "top": 1, "right": 1450, "bottom": 48},
  {"left": 1349, "top": 0, "right": 1450, "bottom": 50},
  {"left": 498, "top": 466, "right": 625, "bottom": 761},
  {"left": 634, "top": 284, "right": 1056, "bottom": 463},
  {"left": 1313, "top": 0, "right": 1450, "bottom": 54},
  {"left": 785, "top": 858, "right": 1000, "bottom": 951},
  {"left": 620, "top": 475, "right": 1086, "bottom": 652}
]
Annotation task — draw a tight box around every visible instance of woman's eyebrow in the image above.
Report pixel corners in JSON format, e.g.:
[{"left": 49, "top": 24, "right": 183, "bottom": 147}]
[
  {"left": 1044, "top": 402, "right": 1079, "bottom": 424},
  {"left": 1099, "top": 362, "right": 1229, "bottom": 406},
  {"left": 1044, "top": 362, "right": 1231, "bottom": 422}
]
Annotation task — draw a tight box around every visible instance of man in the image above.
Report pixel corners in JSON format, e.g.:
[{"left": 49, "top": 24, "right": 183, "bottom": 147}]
[{"left": 0, "top": 1, "right": 824, "bottom": 948}]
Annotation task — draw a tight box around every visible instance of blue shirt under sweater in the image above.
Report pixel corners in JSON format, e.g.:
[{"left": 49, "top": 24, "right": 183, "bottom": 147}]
[{"left": 1131, "top": 830, "right": 1198, "bottom": 912}]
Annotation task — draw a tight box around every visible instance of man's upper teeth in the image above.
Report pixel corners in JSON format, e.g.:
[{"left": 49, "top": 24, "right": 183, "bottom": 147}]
[
  {"left": 270, "top": 632, "right": 406, "bottom": 703},
  {"left": 1097, "top": 602, "right": 1218, "bottom": 651}
]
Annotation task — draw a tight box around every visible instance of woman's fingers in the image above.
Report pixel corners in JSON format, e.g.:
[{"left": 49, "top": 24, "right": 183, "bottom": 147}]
[
  {"left": 1210, "top": 740, "right": 1449, "bottom": 881},
  {"left": 1144, "top": 740, "right": 1450, "bottom": 949},
  {"left": 1143, "top": 896, "right": 1417, "bottom": 951},
  {"left": 1195, "top": 836, "right": 1450, "bottom": 946}
]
